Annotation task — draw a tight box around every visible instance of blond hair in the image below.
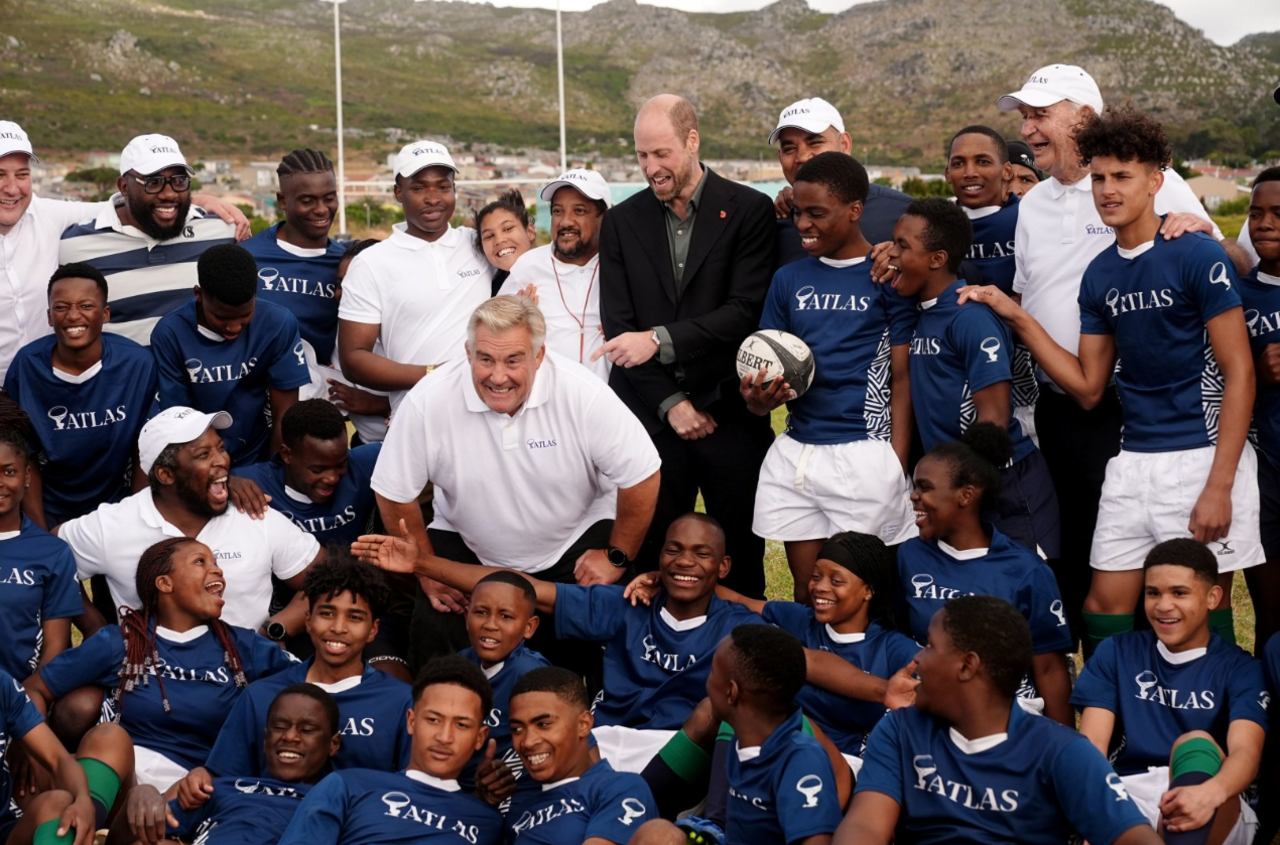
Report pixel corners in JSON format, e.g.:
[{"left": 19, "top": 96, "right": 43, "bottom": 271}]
[{"left": 467, "top": 295, "right": 546, "bottom": 352}]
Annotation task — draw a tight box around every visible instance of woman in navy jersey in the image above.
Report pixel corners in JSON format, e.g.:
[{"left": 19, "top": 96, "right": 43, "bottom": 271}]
[
  {"left": 894, "top": 422, "right": 1074, "bottom": 725},
  {"left": 25, "top": 537, "right": 295, "bottom": 790}
]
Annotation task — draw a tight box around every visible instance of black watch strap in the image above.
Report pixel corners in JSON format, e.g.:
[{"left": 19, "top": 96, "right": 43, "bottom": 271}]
[{"left": 606, "top": 547, "right": 630, "bottom": 568}]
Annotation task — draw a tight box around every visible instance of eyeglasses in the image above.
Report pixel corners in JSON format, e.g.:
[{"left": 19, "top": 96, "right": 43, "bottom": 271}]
[{"left": 130, "top": 173, "right": 191, "bottom": 194}]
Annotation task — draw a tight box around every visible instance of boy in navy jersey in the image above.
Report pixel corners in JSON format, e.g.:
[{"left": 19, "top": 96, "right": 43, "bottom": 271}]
[
  {"left": 276, "top": 657, "right": 504, "bottom": 845},
  {"left": 709, "top": 625, "right": 841, "bottom": 845},
  {"left": 1073, "top": 540, "right": 1267, "bottom": 844},
  {"left": 742, "top": 152, "right": 917, "bottom": 604},
  {"left": 241, "top": 149, "right": 345, "bottom": 370},
  {"left": 838, "top": 595, "right": 1154, "bottom": 845},
  {"left": 231, "top": 399, "right": 380, "bottom": 547},
  {"left": 151, "top": 243, "right": 311, "bottom": 464},
  {"left": 1236, "top": 166, "right": 1280, "bottom": 648},
  {"left": 506, "top": 667, "right": 657, "bottom": 843},
  {"left": 0, "top": 402, "right": 81, "bottom": 680},
  {"left": 355, "top": 514, "right": 764, "bottom": 772},
  {"left": 4, "top": 263, "right": 155, "bottom": 528},
  {"left": 113, "top": 683, "right": 341, "bottom": 845},
  {"left": 958, "top": 105, "right": 1260, "bottom": 649},
  {"left": 886, "top": 197, "right": 1060, "bottom": 559},
  {"left": 199, "top": 552, "right": 412, "bottom": 780},
  {"left": 458, "top": 572, "right": 549, "bottom": 802}
]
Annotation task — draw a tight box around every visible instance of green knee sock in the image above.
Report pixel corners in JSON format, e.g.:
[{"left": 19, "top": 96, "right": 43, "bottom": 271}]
[
  {"left": 1170, "top": 735, "right": 1223, "bottom": 780},
  {"left": 1082, "top": 611, "right": 1134, "bottom": 653},
  {"left": 78, "top": 757, "right": 120, "bottom": 829},
  {"left": 32, "top": 819, "right": 73, "bottom": 845},
  {"left": 1209, "top": 608, "right": 1236, "bottom": 644},
  {"left": 656, "top": 728, "right": 712, "bottom": 783}
]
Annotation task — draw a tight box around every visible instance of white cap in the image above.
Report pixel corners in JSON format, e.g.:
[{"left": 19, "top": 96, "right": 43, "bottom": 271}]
[
  {"left": 767, "top": 98, "right": 845, "bottom": 145},
  {"left": 394, "top": 141, "right": 457, "bottom": 179},
  {"left": 120, "top": 133, "right": 192, "bottom": 176},
  {"left": 0, "top": 121, "right": 38, "bottom": 162},
  {"left": 539, "top": 169, "right": 611, "bottom": 208},
  {"left": 998, "top": 64, "right": 1104, "bottom": 113},
  {"left": 138, "top": 406, "right": 232, "bottom": 474}
]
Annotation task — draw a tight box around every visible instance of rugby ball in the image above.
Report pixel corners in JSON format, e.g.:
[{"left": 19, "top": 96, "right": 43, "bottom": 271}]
[{"left": 736, "top": 330, "right": 816, "bottom": 399}]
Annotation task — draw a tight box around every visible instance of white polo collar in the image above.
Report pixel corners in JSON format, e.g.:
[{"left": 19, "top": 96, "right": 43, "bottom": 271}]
[
  {"left": 52, "top": 360, "right": 103, "bottom": 384},
  {"left": 1157, "top": 641, "right": 1208, "bottom": 665},
  {"left": 1046, "top": 174, "right": 1090, "bottom": 201},
  {"left": 388, "top": 222, "right": 460, "bottom": 252},
  {"left": 95, "top": 195, "right": 201, "bottom": 245},
  {"left": 1257, "top": 271, "right": 1280, "bottom": 287},
  {"left": 824, "top": 625, "right": 866, "bottom": 644},
  {"left": 462, "top": 353, "right": 552, "bottom": 416}
]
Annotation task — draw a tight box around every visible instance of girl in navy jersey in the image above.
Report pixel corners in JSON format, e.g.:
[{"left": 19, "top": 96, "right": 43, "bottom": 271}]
[
  {"left": 26, "top": 537, "right": 294, "bottom": 790},
  {"left": 894, "top": 422, "right": 1074, "bottom": 725}
]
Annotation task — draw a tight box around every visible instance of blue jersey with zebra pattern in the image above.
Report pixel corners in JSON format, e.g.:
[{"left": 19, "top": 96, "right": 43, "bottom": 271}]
[
  {"left": 760, "top": 255, "right": 917, "bottom": 445},
  {"left": 1078, "top": 228, "right": 1241, "bottom": 452},
  {"left": 908, "top": 281, "right": 1035, "bottom": 463}
]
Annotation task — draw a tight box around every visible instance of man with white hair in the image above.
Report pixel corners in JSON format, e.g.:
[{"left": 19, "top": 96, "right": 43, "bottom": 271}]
[
  {"left": 996, "top": 64, "right": 1246, "bottom": 651},
  {"left": 371, "top": 295, "right": 660, "bottom": 674},
  {"left": 500, "top": 168, "right": 611, "bottom": 381}
]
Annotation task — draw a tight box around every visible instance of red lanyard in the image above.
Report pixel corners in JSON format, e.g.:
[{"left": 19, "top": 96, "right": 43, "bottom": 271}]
[{"left": 551, "top": 255, "right": 599, "bottom": 363}]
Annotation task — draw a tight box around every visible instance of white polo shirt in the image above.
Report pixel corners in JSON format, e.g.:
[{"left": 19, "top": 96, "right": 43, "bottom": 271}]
[
  {"left": 1013, "top": 169, "right": 1219, "bottom": 384},
  {"left": 337, "top": 223, "right": 493, "bottom": 410},
  {"left": 500, "top": 245, "right": 610, "bottom": 382},
  {"left": 372, "top": 351, "right": 661, "bottom": 573},
  {"left": 0, "top": 196, "right": 109, "bottom": 383},
  {"left": 58, "top": 490, "right": 319, "bottom": 628}
]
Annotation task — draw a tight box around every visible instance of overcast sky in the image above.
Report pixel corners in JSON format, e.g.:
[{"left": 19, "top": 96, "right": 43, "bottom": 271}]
[{"left": 450, "top": 0, "right": 1279, "bottom": 46}]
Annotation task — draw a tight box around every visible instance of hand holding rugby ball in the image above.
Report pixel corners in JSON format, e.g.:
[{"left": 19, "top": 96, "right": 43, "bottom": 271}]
[{"left": 736, "top": 330, "right": 816, "bottom": 400}]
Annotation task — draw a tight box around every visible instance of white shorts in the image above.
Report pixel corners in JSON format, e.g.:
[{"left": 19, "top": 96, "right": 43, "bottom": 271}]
[
  {"left": 1013, "top": 404, "right": 1039, "bottom": 449},
  {"left": 592, "top": 726, "right": 677, "bottom": 774},
  {"left": 1091, "top": 446, "right": 1263, "bottom": 573},
  {"left": 1120, "top": 767, "right": 1256, "bottom": 845},
  {"left": 752, "top": 435, "right": 917, "bottom": 545},
  {"left": 134, "top": 745, "right": 189, "bottom": 792}
]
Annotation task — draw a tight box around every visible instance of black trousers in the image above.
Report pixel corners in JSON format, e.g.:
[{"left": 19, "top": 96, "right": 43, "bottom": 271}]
[
  {"left": 1034, "top": 385, "right": 1123, "bottom": 648},
  {"left": 639, "top": 392, "right": 775, "bottom": 599},
  {"left": 408, "top": 519, "right": 615, "bottom": 693}
]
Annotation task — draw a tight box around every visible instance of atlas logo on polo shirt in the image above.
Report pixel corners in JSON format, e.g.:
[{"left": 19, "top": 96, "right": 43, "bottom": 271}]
[
  {"left": 527, "top": 437, "right": 558, "bottom": 450},
  {"left": 46, "top": 404, "right": 128, "bottom": 431},
  {"left": 1133, "top": 670, "right": 1216, "bottom": 709},
  {"left": 292, "top": 341, "right": 306, "bottom": 367},
  {"left": 640, "top": 635, "right": 697, "bottom": 672},
  {"left": 510, "top": 798, "right": 588, "bottom": 833},
  {"left": 1208, "top": 262, "right": 1232, "bottom": 291},
  {"left": 910, "top": 574, "right": 974, "bottom": 601},
  {"left": 1049, "top": 600, "right": 1068, "bottom": 627},
  {"left": 380, "top": 792, "right": 481, "bottom": 843},
  {"left": 618, "top": 798, "right": 647, "bottom": 826},
  {"left": 1244, "top": 308, "right": 1280, "bottom": 338},
  {"left": 1103, "top": 287, "right": 1174, "bottom": 317},
  {"left": 258, "top": 267, "right": 336, "bottom": 298},
  {"left": 794, "top": 286, "right": 871, "bottom": 312},
  {"left": 1105, "top": 773, "right": 1130, "bottom": 802},
  {"left": 233, "top": 778, "right": 304, "bottom": 798},
  {"left": 1260, "top": 691, "right": 1271, "bottom": 711},
  {"left": 185, "top": 357, "right": 260, "bottom": 384},
  {"left": 280, "top": 506, "right": 359, "bottom": 535},
  {"left": 909, "top": 334, "right": 942, "bottom": 356},
  {"left": 911, "top": 754, "right": 1019, "bottom": 811},
  {"left": 979, "top": 337, "right": 1001, "bottom": 363},
  {"left": 795, "top": 775, "right": 824, "bottom": 808},
  {"left": 967, "top": 240, "right": 1014, "bottom": 260}
]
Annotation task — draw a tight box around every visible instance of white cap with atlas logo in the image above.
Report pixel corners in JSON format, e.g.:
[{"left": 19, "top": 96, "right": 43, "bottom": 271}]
[
  {"left": 0, "top": 121, "right": 38, "bottom": 162},
  {"left": 539, "top": 169, "right": 611, "bottom": 208},
  {"left": 138, "top": 406, "right": 232, "bottom": 474},
  {"left": 768, "top": 98, "right": 845, "bottom": 145},
  {"left": 394, "top": 141, "right": 457, "bottom": 179},
  {"left": 120, "top": 133, "right": 193, "bottom": 176},
  {"left": 998, "top": 64, "right": 1104, "bottom": 113}
]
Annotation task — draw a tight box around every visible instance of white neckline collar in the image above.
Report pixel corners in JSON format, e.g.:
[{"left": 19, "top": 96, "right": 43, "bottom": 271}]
[
  {"left": 274, "top": 236, "right": 329, "bottom": 258},
  {"left": 284, "top": 485, "right": 314, "bottom": 504},
  {"left": 817, "top": 255, "right": 867, "bottom": 268},
  {"left": 52, "top": 358, "right": 104, "bottom": 384},
  {"left": 938, "top": 539, "right": 988, "bottom": 560},
  {"left": 482, "top": 660, "right": 505, "bottom": 680},
  {"left": 824, "top": 624, "right": 866, "bottom": 644},
  {"left": 1117, "top": 240, "right": 1157, "bottom": 260},
  {"left": 309, "top": 674, "right": 364, "bottom": 694},
  {"left": 918, "top": 296, "right": 939, "bottom": 310},
  {"left": 659, "top": 607, "right": 707, "bottom": 632},
  {"left": 404, "top": 769, "right": 461, "bottom": 792},
  {"left": 196, "top": 324, "right": 227, "bottom": 343},
  {"left": 735, "top": 745, "right": 761, "bottom": 762},
  {"left": 0, "top": 529, "right": 20, "bottom": 542},
  {"left": 948, "top": 727, "right": 1008, "bottom": 754},
  {"left": 959, "top": 204, "right": 1002, "bottom": 220},
  {"left": 541, "top": 775, "right": 581, "bottom": 791},
  {"left": 1257, "top": 271, "right": 1280, "bottom": 287},
  {"left": 1157, "top": 640, "right": 1208, "bottom": 665},
  {"left": 156, "top": 624, "right": 209, "bottom": 643}
]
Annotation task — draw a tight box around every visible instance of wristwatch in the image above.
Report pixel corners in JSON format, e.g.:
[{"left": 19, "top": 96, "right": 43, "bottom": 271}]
[
  {"left": 265, "top": 620, "right": 287, "bottom": 642},
  {"left": 607, "top": 547, "right": 630, "bottom": 568},
  {"left": 650, "top": 330, "right": 661, "bottom": 350}
]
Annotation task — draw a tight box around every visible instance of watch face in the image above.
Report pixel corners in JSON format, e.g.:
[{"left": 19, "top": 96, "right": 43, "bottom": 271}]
[{"left": 608, "top": 548, "right": 628, "bottom": 566}]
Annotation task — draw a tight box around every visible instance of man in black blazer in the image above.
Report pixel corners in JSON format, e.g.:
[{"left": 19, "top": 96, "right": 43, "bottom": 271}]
[{"left": 595, "top": 94, "right": 776, "bottom": 598}]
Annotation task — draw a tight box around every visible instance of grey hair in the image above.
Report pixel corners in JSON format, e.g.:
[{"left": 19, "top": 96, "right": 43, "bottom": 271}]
[
  {"left": 467, "top": 295, "right": 546, "bottom": 352},
  {"left": 147, "top": 442, "right": 181, "bottom": 485}
]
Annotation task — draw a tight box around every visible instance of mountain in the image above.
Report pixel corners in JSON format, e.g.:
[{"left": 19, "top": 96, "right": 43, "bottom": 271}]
[{"left": 1, "top": 0, "right": 1277, "bottom": 165}]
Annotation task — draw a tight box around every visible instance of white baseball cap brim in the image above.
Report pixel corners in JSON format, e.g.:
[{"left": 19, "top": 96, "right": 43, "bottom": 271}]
[
  {"left": 138, "top": 407, "right": 233, "bottom": 474},
  {"left": 539, "top": 170, "right": 611, "bottom": 208}
]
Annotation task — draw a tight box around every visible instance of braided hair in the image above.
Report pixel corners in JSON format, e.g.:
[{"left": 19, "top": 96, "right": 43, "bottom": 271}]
[
  {"left": 277, "top": 149, "right": 334, "bottom": 182},
  {"left": 113, "top": 538, "right": 248, "bottom": 717}
]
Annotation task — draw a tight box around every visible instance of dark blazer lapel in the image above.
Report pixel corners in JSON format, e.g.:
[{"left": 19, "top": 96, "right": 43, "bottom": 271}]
[
  {"left": 681, "top": 169, "right": 736, "bottom": 288},
  {"left": 621, "top": 187, "right": 679, "bottom": 304}
]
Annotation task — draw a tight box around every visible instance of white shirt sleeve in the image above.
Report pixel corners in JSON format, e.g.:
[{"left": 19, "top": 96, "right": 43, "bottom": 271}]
[
  {"left": 1155, "top": 172, "right": 1223, "bottom": 240},
  {"left": 1012, "top": 209, "right": 1031, "bottom": 295},
  {"left": 370, "top": 389, "right": 433, "bottom": 503},
  {"left": 336, "top": 253, "right": 384, "bottom": 325},
  {"left": 56, "top": 506, "right": 110, "bottom": 581},
  {"left": 36, "top": 196, "right": 112, "bottom": 231},
  {"left": 262, "top": 509, "right": 321, "bottom": 581},
  {"left": 586, "top": 388, "right": 662, "bottom": 490},
  {"left": 1236, "top": 223, "right": 1259, "bottom": 267}
]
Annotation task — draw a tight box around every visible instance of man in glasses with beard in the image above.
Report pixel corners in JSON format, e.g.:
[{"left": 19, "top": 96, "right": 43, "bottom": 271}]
[{"left": 58, "top": 133, "right": 237, "bottom": 345}]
